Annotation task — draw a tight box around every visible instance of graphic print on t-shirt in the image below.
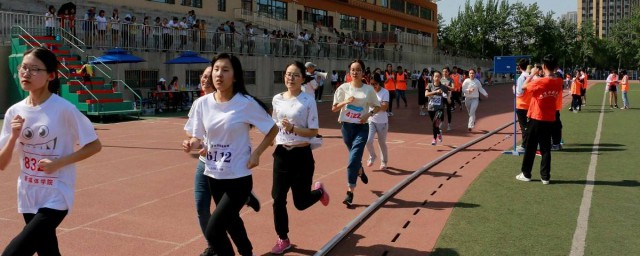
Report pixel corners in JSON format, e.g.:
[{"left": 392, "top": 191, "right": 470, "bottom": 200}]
[{"left": 20, "top": 125, "right": 60, "bottom": 188}]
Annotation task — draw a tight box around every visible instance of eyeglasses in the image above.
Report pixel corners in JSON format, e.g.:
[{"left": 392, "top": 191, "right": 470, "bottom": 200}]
[
  {"left": 285, "top": 73, "right": 302, "bottom": 79},
  {"left": 350, "top": 69, "right": 363, "bottom": 73},
  {"left": 17, "top": 64, "right": 47, "bottom": 76}
]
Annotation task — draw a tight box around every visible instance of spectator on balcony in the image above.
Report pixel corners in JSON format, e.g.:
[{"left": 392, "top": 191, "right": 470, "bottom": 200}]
[
  {"left": 179, "top": 17, "right": 189, "bottom": 49},
  {"left": 142, "top": 16, "right": 151, "bottom": 49},
  {"left": 129, "top": 16, "right": 139, "bottom": 48},
  {"left": 45, "top": 5, "right": 56, "bottom": 37},
  {"left": 262, "top": 29, "right": 270, "bottom": 55},
  {"left": 58, "top": 9, "right": 69, "bottom": 31},
  {"left": 110, "top": 9, "right": 120, "bottom": 47},
  {"left": 197, "top": 19, "right": 206, "bottom": 52},
  {"left": 82, "top": 7, "right": 96, "bottom": 47},
  {"left": 325, "top": 36, "right": 332, "bottom": 57},
  {"left": 95, "top": 10, "right": 107, "bottom": 47},
  {"left": 214, "top": 23, "right": 224, "bottom": 52},
  {"left": 187, "top": 10, "right": 197, "bottom": 45},
  {"left": 153, "top": 17, "right": 162, "bottom": 50},
  {"left": 247, "top": 24, "right": 256, "bottom": 56}
]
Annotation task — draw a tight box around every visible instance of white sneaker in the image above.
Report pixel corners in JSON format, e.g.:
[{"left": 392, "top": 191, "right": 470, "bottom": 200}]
[
  {"left": 366, "top": 156, "right": 375, "bottom": 167},
  {"left": 447, "top": 124, "right": 452, "bottom": 131},
  {"left": 541, "top": 180, "right": 550, "bottom": 185},
  {"left": 380, "top": 163, "right": 387, "bottom": 170},
  {"left": 516, "top": 173, "right": 531, "bottom": 182},
  {"left": 516, "top": 146, "right": 525, "bottom": 153}
]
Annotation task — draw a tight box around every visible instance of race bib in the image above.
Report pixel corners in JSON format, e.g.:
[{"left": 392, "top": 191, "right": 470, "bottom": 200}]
[
  {"left": 204, "top": 143, "right": 233, "bottom": 174},
  {"left": 342, "top": 104, "right": 363, "bottom": 123},
  {"left": 21, "top": 150, "right": 59, "bottom": 188},
  {"left": 430, "top": 95, "right": 442, "bottom": 106}
]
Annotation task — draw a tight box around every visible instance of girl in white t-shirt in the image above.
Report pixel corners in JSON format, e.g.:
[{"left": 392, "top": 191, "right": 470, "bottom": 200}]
[
  {"left": 185, "top": 53, "right": 278, "bottom": 256},
  {"left": 182, "top": 66, "right": 261, "bottom": 256},
  {"left": 332, "top": 59, "right": 380, "bottom": 207},
  {"left": 365, "top": 74, "right": 389, "bottom": 170},
  {"left": 269, "top": 61, "right": 330, "bottom": 255},
  {"left": 1, "top": 47, "right": 102, "bottom": 255},
  {"left": 45, "top": 5, "right": 56, "bottom": 37}
]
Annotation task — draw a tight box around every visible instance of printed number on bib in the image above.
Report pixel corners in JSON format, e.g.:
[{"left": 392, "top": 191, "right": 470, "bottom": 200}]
[
  {"left": 343, "top": 104, "right": 364, "bottom": 123},
  {"left": 205, "top": 144, "right": 233, "bottom": 173},
  {"left": 431, "top": 95, "right": 442, "bottom": 106}
]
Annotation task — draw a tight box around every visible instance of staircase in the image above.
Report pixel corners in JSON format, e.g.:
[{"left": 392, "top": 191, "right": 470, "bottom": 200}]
[{"left": 9, "top": 28, "right": 140, "bottom": 119}]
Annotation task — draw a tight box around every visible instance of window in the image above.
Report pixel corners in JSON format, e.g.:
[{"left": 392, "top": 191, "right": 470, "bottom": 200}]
[
  {"left": 390, "top": 0, "right": 404, "bottom": 12},
  {"left": 180, "top": 0, "right": 202, "bottom": 8},
  {"left": 420, "top": 7, "right": 433, "bottom": 21},
  {"left": 245, "top": 71, "right": 256, "bottom": 85},
  {"left": 149, "top": 0, "right": 175, "bottom": 4},
  {"left": 304, "top": 7, "right": 329, "bottom": 27},
  {"left": 257, "top": 0, "right": 288, "bottom": 20},
  {"left": 340, "top": 14, "right": 359, "bottom": 30},
  {"left": 185, "top": 69, "right": 204, "bottom": 87},
  {"left": 382, "top": 23, "right": 389, "bottom": 32},
  {"left": 274, "top": 71, "right": 284, "bottom": 83},
  {"left": 218, "top": 0, "right": 226, "bottom": 12},
  {"left": 379, "top": 0, "right": 388, "bottom": 7},
  {"left": 125, "top": 70, "right": 159, "bottom": 88},
  {"left": 406, "top": 2, "right": 419, "bottom": 17}
]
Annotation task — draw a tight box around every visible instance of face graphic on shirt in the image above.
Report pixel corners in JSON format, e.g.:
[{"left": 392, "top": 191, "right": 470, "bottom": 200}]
[
  {"left": 21, "top": 125, "right": 57, "bottom": 151},
  {"left": 20, "top": 124, "right": 59, "bottom": 176}
]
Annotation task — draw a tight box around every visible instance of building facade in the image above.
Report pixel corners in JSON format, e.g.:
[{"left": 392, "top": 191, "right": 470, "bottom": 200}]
[
  {"left": 561, "top": 11, "right": 578, "bottom": 24},
  {"left": 578, "top": 0, "right": 640, "bottom": 37}
]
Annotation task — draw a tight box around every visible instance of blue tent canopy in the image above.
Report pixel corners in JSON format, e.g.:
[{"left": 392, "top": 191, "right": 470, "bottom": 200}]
[
  {"left": 90, "top": 48, "right": 145, "bottom": 64},
  {"left": 164, "top": 51, "right": 210, "bottom": 64}
]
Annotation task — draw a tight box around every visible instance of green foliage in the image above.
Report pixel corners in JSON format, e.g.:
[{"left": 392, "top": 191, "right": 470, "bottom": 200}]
[{"left": 439, "top": 1, "right": 640, "bottom": 69}]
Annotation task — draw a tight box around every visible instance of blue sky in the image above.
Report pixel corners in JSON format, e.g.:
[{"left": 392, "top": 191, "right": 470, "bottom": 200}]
[{"left": 438, "top": 0, "right": 577, "bottom": 24}]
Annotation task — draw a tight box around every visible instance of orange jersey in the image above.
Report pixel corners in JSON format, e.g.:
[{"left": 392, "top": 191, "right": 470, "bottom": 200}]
[
  {"left": 556, "top": 85, "right": 563, "bottom": 111},
  {"left": 451, "top": 74, "right": 462, "bottom": 91},
  {"left": 571, "top": 80, "right": 582, "bottom": 95},
  {"left": 583, "top": 74, "right": 588, "bottom": 89},
  {"left": 396, "top": 72, "right": 407, "bottom": 90},
  {"left": 516, "top": 89, "right": 532, "bottom": 110},
  {"left": 621, "top": 75, "right": 630, "bottom": 92},
  {"left": 384, "top": 72, "right": 395, "bottom": 91},
  {"left": 527, "top": 77, "right": 563, "bottom": 122}
]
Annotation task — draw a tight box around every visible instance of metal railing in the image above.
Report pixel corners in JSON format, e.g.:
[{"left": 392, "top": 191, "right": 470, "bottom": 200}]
[{"left": 113, "top": 79, "right": 142, "bottom": 112}]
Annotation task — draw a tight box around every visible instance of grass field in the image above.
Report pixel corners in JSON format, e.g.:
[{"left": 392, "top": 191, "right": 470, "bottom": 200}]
[{"left": 432, "top": 83, "right": 640, "bottom": 255}]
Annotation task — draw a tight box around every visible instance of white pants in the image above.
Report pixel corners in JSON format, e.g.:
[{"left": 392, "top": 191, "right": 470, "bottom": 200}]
[
  {"left": 465, "top": 97, "right": 479, "bottom": 128},
  {"left": 366, "top": 122, "right": 388, "bottom": 165}
]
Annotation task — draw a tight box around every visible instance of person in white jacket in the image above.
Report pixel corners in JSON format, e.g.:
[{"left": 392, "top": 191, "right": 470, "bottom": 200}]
[{"left": 462, "top": 69, "right": 488, "bottom": 131}]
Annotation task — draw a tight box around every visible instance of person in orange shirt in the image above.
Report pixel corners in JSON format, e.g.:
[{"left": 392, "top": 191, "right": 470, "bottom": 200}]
[
  {"left": 514, "top": 60, "right": 532, "bottom": 152},
  {"left": 395, "top": 66, "right": 408, "bottom": 109},
  {"left": 450, "top": 66, "right": 463, "bottom": 111},
  {"left": 620, "top": 70, "right": 630, "bottom": 109},
  {"left": 516, "top": 54, "right": 563, "bottom": 185},
  {"left": 580, "top": 69, "right": 588, "bottom": 105},
  {"left": 569, "top": 71, "right": 583, "bottom": 112},
  {"left": 383, "top": 64, "right": 396, "bottom": 116}
]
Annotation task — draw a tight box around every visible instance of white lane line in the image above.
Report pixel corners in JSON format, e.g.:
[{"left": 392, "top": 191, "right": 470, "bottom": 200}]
[{"left": 569, "top": 90, "right": 607, "bottom": 256}]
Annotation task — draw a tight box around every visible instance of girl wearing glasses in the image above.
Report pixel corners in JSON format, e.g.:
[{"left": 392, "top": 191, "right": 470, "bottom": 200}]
[
  {"left": 185, "top": 53, "right": 278, "bottom": 256},
  {"left": 332, "top": 59, "right": 380, "bottom": 207},
  {"left": 269, "top": 61, "right": 330, "bottom": 255},
  {"left": 1, "top": 47, "right": 102, "bottom": 255}
]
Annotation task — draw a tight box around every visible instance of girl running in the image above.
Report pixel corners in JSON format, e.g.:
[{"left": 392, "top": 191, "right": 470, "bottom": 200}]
[
  {"left": 185, "top": 53, "right": 278, "bottom": 256},
  {"left": 366, "top": 74, "right": 390, "bottom": 170},
  {"left": 426, "top": 71, "right": 450, "bottom": 145},
  {"left": 1, "top": 47, "right": 102, "bottom": 256},
  {"left": 269, "top": 61, "right": 330, "bottom": 255},
  {"left": 332, "top": 59, "right": 380, "bottom": 207},
  {"left": 462, "top": 69, "right": 488, "bottom": 132}
]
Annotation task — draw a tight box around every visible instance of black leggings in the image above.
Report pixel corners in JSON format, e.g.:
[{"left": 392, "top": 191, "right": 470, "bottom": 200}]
[
  {"left": 396, "top": 90, "right": 407, "bottom": 107},
  {"left": 2, "top": 208, "right": 68, "bottom": 256},
  {"left": 443, "top": 101, "right": 452, "bottom": 124},
  {"left": 272, "top": 145, "right": 321, "bottom": 240},
  {"left": 428, "top": 110, "right": 443, "bottom": 139},
  {"left": 206, "top": 175, "right": 254, "bottom": 256},
  {"left": 387, "top": 90, "right": 396, "bottom": 112}
]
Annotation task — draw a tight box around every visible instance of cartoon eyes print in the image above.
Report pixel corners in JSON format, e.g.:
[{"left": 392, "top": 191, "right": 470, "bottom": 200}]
[
  {"left": 38, "top": 126, "right": 49, "bottom": 138},
  {"left": 21, "top": 126, "right": 50, "bottom": 139},
  {"left": 22, "top": 128, "right": 34, "bottom": 139}
]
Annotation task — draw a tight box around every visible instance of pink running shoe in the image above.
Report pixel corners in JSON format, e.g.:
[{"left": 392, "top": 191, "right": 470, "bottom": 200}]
[
  {"left": 314, "top": 181, "right": 330, "bottom": 206},
  {"left": 271, "top": 238, "right": 291, "bottom": 255}
]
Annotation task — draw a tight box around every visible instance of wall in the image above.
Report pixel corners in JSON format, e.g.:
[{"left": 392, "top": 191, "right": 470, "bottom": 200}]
[{"left": 0, "top": 45, "right": 10, "bottom": 116}]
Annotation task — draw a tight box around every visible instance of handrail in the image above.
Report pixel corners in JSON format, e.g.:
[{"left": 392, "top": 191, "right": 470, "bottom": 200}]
[
  {"left": 113, "top": 79, "right": 142, "bottom": 110},
  {"left": 57, "top": 27, "right": 86, "bottom": 53},
  {"left": 70, "top": 78, "right": 101, "bottom": 112},
  {"left": 87, "top": 56, "right": 112, "bottom": 79},
  {"left": 13, "top": 25, "right": 45, "bottom": 47}
]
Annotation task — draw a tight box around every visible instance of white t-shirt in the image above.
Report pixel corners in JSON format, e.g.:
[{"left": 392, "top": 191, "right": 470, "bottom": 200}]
[
  {"left": 0, "top": 95, "right": 98, "bottom": 213},
  {"left": 184, "top": 94, "right": 208, "bottom": 162},
  {"left": 333, "top": 83, "right": 380, "bottom": 124},
  {"left": 302, "top": 79, "right": 318, "bottom": 96},
  {"left": 190, "top": 94, "right": 275, "bottom": 179},
  {"left": 96, "top": 16, "right": 108, "bottom": 31},
  {"left": 369, "top": 88, "right": 389, "bottom": 124},
  {"left": 272, "top": 92, "right": 319, "bottom": 146},
  {"left": 45, "top": 12, "right": 55, "bottom": 27}
]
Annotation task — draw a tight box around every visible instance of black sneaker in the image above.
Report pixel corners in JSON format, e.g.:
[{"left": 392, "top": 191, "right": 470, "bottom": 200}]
[
  {"left": 246, "top": 191, "right": 260, "bottom": 212},
  {"left": 359, "top": 167, "right": 368, "bottom": 184},
  {"left": 343, "top": 191, "right": 353, "bottom": 207},
  {"left": 200, "top": 247, "right": 215, "bottom": 256}
]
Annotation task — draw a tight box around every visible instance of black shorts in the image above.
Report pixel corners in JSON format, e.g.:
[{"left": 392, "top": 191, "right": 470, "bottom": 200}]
[
  {"left": 580, "top": 88, "right": 586, "bottom": 96},
  {"left": 608, "top": 86, "right": 617, "bottom": 92}
]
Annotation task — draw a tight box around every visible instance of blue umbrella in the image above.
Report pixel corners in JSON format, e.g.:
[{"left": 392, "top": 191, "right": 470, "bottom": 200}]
[
  {"left": 164, "top": 51, "right": 210, "bottom": 64},
  {"left": 91, "top": 48, "right": 145, "bottom": 64}
]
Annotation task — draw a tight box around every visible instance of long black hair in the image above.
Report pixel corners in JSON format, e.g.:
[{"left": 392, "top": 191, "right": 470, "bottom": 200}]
[
  {"left": 210, "top": 53, "right": 269, "bottom": 114},
  {"left": 23, "top": 47, "right": 60, "bottom": 93}
]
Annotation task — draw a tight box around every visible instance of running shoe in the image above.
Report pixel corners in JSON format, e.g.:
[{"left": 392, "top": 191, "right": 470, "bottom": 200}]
[
  {"left": 380, "top": 163, "right": 387, "bottom": 170},
  {"left": 516, "top": 173, "right": 531, "bottom": 182},
  {"left": 535, "top": 150, "right": 542, "bottom": 156},
  {"left": 447, "top": 124, "right": 452, "bottom": 131},
  {"left": 343, "top": 191, "right": 354, "bottom": 207},
  {"left": 271, "top": 238, "right": 291, "bottom": 255},
  {"left": 359, "top": 167, "right": 368, "bottom": 184},
  {"left": 431, "top": 139, "right": 436, "bottom": 145},
  {"left": 550, "top": 144, "right": 561, "bottom": 151},
  {"left": 366, "top": 156, "right": 375, "bottom": 167},
  {"left": 314, "top": 181, "right": 330, "bottom": 206},
  {"left": 541, "top": 180, "right": 550, "bottom": 185},
  {"left": 438, "top": 134, "right": 443, "bottom": 142}
]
